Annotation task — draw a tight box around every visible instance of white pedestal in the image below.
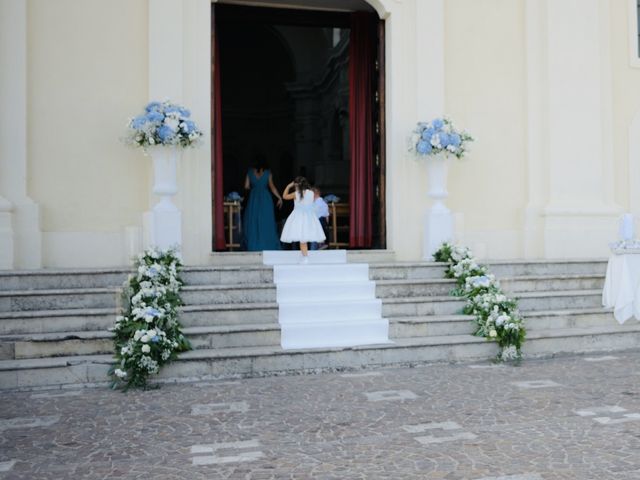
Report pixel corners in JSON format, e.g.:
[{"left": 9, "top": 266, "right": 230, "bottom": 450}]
[
  {"left": 142, "top": 146, "right": 182, "bottom": 252},
  {"left": 423, "top": 202, "right": 453, "bottom": 260},
  {"left": 422, "top": 153, "right": 454, "bottom": 260},
  {"left": 143, "top": 202, "right": 182, "bottom": 251}
]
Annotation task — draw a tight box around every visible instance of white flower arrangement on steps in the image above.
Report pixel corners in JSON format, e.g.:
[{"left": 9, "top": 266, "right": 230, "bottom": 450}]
[
  {"left": 110, "top": 246, "right": 191, "bottom": 389},
  {"left": 433, "top": 242, "right": 526, "bottom": 361}
]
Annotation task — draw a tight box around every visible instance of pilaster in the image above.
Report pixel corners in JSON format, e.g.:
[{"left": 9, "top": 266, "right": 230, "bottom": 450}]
[
  {"left": 0, "top": 0, "right": 42, "bottom": 269},
  {"left": 146, "top": 0, "right": 212, "bottom": 264},
  {"left": 525, "top": 0, "right": 621, "bottom": 258},
  {"left": 522, "top": 0, "right": 547, "bottom": 258},
  {"left": 415, "top": 0, "right": 450, "bottom": 260}
]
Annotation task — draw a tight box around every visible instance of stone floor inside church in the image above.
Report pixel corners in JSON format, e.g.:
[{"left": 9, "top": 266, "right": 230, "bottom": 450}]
[{"left": 2, "top": 352, "right": 640, "bottom": 479}]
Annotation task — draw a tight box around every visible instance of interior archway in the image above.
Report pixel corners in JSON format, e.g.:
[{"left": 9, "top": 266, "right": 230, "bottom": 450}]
[{"left": 212, "top": 0, "right": 385, "bottom": 251}]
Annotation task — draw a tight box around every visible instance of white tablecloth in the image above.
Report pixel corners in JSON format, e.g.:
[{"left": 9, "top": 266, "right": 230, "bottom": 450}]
[{"left": 602, "top": 253, "right": 640, "bottom": 324}]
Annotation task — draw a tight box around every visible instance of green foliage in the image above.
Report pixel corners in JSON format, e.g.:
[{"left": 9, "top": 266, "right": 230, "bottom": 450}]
[
  {"left": 110, "top": 247, "right": 191, "bottom": 389},
  {"left": 433, "top": 242, "right": 526, "bottom": 361}
]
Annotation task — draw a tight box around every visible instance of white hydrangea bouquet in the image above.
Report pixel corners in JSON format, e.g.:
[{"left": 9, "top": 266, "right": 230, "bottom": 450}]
[
  {"left": 125, "top": 100, "right": 203, "bottom": 149},
  {"left": 434, "top": 242, "right": 525, "bottom": 361},
  {"left": 110, "top": 246, "right": 191, "bottom": 389},
  {"left": 409, "top": 117, "right": 473, "bottom": 159}
]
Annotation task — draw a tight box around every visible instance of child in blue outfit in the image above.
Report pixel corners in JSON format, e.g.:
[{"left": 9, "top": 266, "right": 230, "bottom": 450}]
[{"left": 310, "top": 187, "right": 329, "bottom": 250}]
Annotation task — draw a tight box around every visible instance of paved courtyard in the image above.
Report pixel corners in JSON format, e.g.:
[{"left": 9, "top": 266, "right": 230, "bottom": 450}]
[{"left": 2, "top": 352, "right": 640, "bottom": 479}]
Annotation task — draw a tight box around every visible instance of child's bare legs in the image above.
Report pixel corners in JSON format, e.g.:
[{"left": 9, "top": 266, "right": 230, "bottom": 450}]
[{"left": 300, "top": 242, "right": 308, "bottom": 257}]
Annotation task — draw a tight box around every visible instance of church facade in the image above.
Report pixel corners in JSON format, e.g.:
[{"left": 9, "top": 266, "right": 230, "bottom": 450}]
[{"left": 1, "top": 0, "right": 640, "bottom": 269}]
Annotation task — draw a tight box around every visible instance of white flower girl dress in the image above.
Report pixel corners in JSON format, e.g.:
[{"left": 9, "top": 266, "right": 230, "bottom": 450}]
[{"left": 280, "top": 189, "right": 326, "bottom": 243}]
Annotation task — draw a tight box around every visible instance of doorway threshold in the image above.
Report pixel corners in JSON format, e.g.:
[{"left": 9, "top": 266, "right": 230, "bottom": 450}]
[{"left": 209, "top": 249, "right": 395, "bottom": 265}]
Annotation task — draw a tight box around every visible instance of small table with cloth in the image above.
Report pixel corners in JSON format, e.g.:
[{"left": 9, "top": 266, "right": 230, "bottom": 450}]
[{"left": 602, "top": 252, "right": 640, "bottom": 324}]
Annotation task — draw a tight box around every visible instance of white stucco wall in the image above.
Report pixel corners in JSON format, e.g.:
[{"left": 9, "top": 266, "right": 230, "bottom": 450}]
[
  {"left": 27, "top": 0, "right": 149, "bottom": 267},
  {"left": 445, "top": 0, "right": 527, "bottom": 259},
  {"left": 1, "top": 0, "right": 639, "bottom": 268}
]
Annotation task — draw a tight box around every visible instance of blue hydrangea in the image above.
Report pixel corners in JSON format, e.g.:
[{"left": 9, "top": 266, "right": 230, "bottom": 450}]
[
  {"left": 151, "top": 335, "right": 160, "bottom": 343},
  {"left": 421, "top": 128, "right": 434, "bottom": 141},
  {"left": 225, "top": 191, "right": 242, "bottom": 201},
  {"left": 131, "top": 115, "right": 147, "bottom": 129},
  {"left": 417, "top": 140, "right": 432, "bottom": 154},
  {"left": 126, "top": 101, "right": 202, "bottom": 148},
  {"left": 145, "top": 101, "right": 162, "bottom": 112},
  {"left": 410, "top": 118, "right": 472, "bottom": 159},
  {"left": 146, "top": 111, "right": 164, "bottom": 123},
  {"left": 183, "top": 120, "right": 196, "bottom": 133},
  {"left": 157, "top": 125, "right": 174, "bottom": 141}
]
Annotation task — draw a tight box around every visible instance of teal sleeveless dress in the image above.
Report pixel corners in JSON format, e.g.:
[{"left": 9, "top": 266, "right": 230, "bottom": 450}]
[{"left": 243, "top": 169, "right": 281, "bottom": 251}]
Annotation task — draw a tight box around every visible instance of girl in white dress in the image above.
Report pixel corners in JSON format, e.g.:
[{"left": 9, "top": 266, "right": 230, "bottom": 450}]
[{"left": 280, "top": 176, "right": 326, "bottom": 263}]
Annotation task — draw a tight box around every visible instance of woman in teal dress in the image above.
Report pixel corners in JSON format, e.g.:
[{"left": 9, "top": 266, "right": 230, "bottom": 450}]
[{"left": 242, "top": 159, "right": 283, "bottom": 251}]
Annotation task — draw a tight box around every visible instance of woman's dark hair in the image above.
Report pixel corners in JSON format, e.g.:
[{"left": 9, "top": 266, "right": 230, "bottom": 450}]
[
  {"left": 294, "top": 176, "right": 311, "bottom": 198},
  {"left": 253, "top": 155, "right": 269, "bottom": 171}
]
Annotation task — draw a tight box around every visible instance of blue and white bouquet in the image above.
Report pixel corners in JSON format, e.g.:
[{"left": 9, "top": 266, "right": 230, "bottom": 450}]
[
  {"left": 434, "top": 242, "right": 525, "bottom": 362},
  {"left": 409, "top": 118, "right": 473, "bottom": 159},
  {"left": 125, "top": 100, "right": 203, "bottom": 149},
  {"left": 225, "top": 191, "right": 244, "bottom": 202},
  {"left": 110, "top": 246, "right": 191, "bottom": 389}
]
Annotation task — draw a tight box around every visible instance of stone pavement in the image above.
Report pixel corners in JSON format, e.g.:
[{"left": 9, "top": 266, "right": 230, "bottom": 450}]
[{"left": 2, "top": 352, "right": 640, "bottom": 479}]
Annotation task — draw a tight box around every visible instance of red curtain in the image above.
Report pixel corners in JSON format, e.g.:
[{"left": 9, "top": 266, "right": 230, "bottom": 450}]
[
  {"left": 213, "top": 30, "right": 226, "bottom": 251},
  {"left": 349, "top": 12, "right": 376, "bottom": 248}
]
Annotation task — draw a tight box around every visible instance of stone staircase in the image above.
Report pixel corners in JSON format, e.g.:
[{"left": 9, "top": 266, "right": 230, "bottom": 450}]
[{"left": 0, "top": 253, "right": 637, "bottom": 390}]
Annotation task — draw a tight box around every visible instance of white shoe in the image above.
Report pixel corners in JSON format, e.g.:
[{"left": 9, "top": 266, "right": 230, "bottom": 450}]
[{"left": 300, "top": 256, "right": 309, "bottom": 265}]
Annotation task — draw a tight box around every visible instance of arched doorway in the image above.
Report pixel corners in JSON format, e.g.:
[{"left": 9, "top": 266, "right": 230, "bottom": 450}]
[{"left": 212, "top": 1, "right": 385, "bottom": 251}]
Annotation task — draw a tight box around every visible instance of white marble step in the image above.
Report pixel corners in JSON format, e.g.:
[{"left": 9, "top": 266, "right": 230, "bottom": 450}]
[
  {"left": 276, "top": 280, "right": 376, "bottom": 303},
  {"left": 5, "top": 323, "right": 640, "bottom": 389},
  {"left": 263, "top": 250, "right": 347, "bottom": 265},
  {"left": 0, "top": 323, "right": 283, "bottom": 359},
  {"left": 0, "top": 303, "right": 280, "bottom": 335},
  {"left": 281, "top": 318, "right": 390, "bottom": 350},
  {"left": 274, "top": 263, "right": 369, "bottom": 283},
  {"left": 0, "top": 288, "right": 119, "bottom": 312},
  {"left": 278, "top": 299, "right": 382, "bottom": 324},
  {"left": 368, "top": 259, "right": 607, "bottom": 280},
  {"left": 207, "top": 250, "right": 394, "bottom": 266},
  {"left": 2, "top": 307, "right": 624, "bottom": 360},
  {"left": 0, "top": 260, "right": 607, "bottom": 292}
]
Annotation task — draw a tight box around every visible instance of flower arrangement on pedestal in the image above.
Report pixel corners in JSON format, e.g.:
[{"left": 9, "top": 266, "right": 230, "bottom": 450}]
[
  {"left": 408, "top": 117, "right": 473, "bottom": 159},
  {"left": 110, "top": 246, "right": 191, "bottom": 389},
  {"left": 125, "top": 100, "right": 203, "bottom": 149},
  {"left": 409, "top": 118, "right": 473, "bottom": 259},
  {"left": 434, "top": 242, "right": 526, "bottom": 362},
  {"left": 123, "top": 101, "right": 203, "bottom": 250}
]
